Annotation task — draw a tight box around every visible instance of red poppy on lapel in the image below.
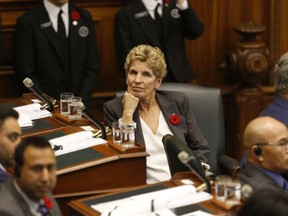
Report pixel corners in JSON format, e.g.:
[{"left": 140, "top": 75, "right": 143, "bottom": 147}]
[
  {"left": 44, "top": 196, "right": 53, "bottom": 209},
  {"left": 71, "top": 11, "right": 80, "bottom": 21},
  {"left": 164, "top": 0, "right": 171, "bottom": 6},
  {"left": 170, "top": 113, "right": 180, "bottom": 125}
]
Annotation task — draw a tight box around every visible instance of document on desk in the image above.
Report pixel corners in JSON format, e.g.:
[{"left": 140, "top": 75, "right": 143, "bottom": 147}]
[
  {"left": 14, "top": 103, "right": 52, "bottom": 127},
  {"left": 91, "top": 185, "right": 212, "bottom": 216},
  {"left": 49, "top": 131, "right": 107, "bottom": 156}
]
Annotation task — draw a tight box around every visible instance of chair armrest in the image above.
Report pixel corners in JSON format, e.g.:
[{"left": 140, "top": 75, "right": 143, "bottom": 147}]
[{"left": 219, "top": 155, "right": 241, "bottom": 179}]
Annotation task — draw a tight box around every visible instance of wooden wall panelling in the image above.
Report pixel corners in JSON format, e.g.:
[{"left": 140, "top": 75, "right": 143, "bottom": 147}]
[
  {"left": 0, "top": 0, "right": 283, "bottom": 160},
  {"left": 0, "top": 9, "right": 27, "bottom": 98},
  {"left": 84, "top": 6, "right": 126, "bottom": 95},
  {"left": 267, "top": 0, "right": 288, "bottom": 85}
]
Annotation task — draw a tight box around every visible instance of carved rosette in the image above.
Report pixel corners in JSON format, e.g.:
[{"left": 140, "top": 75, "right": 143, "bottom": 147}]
[{"left": 227, "top": 21, "right": 272, "bottom": 85}]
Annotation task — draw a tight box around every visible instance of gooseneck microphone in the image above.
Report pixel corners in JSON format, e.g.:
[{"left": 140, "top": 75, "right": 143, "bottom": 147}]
[
  {"left": 219, "top": 155, "right": 241, "bottom": 179},
  {"left": 162, "top": 134, "right": 211, "bottom": 193},
  {"left": 75, "top": 101, "right": 107, "bottom": 139},
  {"left": 178, "top": 151, "right": 211, "bottom": 193},
  {"left": 23, "top": 77, "right": 54, "bottom": 112}
]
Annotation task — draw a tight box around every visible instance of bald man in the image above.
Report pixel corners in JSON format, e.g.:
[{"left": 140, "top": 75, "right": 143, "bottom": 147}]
[{"left": 240, "top": 116, "right": 288, "bottom": 195}]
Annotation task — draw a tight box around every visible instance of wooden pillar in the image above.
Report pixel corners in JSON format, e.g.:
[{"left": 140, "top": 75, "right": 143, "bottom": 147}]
[{"left": 225, "top": 21, "right": 272, "bottom": 160}]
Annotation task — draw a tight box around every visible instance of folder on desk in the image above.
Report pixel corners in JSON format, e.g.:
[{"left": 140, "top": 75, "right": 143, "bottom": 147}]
[
  {"left": 91, "top": 185, "right": 212, "bottom": 216},
  {"left": 41, "top": 130, "right": 107, "bottom": 169}
]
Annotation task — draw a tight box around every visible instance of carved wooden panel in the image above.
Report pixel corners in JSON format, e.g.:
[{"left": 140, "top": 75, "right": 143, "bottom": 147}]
[
  {"left": 0, "top": 0, "right": 285, "bottom": 161},
  {"left": 0, "top": 0, "right": 283, "bottom": 98}
]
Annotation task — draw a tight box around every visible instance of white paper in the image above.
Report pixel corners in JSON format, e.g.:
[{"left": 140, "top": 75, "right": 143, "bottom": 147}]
[
  {"left": 180, "top": 210, "right": 213, "bottom": 216},
  {"left": 30, "top": 98, "right": 42, "bottom": 103},
  {"left": 17, "top": 113, "right": 33, "bottom": 127},
  {"left": 14, "top": 103, "right": 52, "bottom": 120},
  {"left": 140, "top": 209, "right": 177, "bottom": 216},
  {"left": 91, "top": 185, "right": 212, "bottom": 216},
  {"left": 49, "top": 131, "right": 107, "bottom": 156},
  {"left": 80, "top": 126, "right": 95, "bottom": 131}
]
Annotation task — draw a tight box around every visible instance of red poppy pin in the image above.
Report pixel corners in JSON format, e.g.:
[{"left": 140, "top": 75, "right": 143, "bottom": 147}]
[
  {"left": 71, "top": 11, "right": 80, "bottom": 26},
  {"left": 44, "top": 196, "right": 53, "bottom": 209},
  {"left": 170, "top": 113, "right": 180, "bottom": 125},
  {"left": 164, "top": 0, "right": 171, "bottom": 6}
]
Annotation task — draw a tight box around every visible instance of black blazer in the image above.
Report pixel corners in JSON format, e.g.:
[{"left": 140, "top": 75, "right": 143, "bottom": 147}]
[
  {"left": 103, "top": 90, "right": 209, "bottom": 163},
  {"left": 114, "top": 0, "right": 204, "bottom": 81},
  {"left": 13, "top": 3, "right": 100, "bottom": 105}
]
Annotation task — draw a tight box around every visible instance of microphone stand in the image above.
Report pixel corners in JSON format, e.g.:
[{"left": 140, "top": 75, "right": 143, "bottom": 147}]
[
  {"left": 76, "top": 101, "right": 107, "bottom": 139},
  {"left": 22, "top": 77, "right": 54, "bottom": 112}
]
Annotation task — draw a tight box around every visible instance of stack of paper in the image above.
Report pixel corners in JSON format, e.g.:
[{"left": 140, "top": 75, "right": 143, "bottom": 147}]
[
  {"left": 14, "top": 103, "right": 52, "bottom": 127},
  {"left": 49, "top": 131, "right": 107, "bottom": 156}
]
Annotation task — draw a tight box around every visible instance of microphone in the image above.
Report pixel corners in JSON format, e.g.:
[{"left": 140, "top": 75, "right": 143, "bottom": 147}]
[
  {"left": 75, "top": 101, "right": 106, "bottom": 139},
  {"left": 219, "top": 155, "right": 241, "bottom": 179},
  {"left": 178, "top": 151, "right": 211, "bottom": 193},
  {"left": 162, "top": 134, "right": 211, "bottom": 193},
  {"left": 23, "top": 77, "right": 54, "bottom": 112}
]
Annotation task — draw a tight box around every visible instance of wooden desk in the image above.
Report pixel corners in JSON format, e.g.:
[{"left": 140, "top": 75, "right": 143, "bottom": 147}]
[
  {"left": 67, "top": 172, "right": 240, "bottom": 216},
  {"left": 4, "top": 93, "right": 148, "bottom": 194},
  {"left": 21, "top": 124, "right": 147, "bottom": 195},
  {"left": 1, "top": 94, "right": 67, "bottom": 137},
  {"left": 3, "top": 94, "right": 148, "bottom": 215},
  {"left": 54, "top": 139, "right": 147, "bottom": 195}
]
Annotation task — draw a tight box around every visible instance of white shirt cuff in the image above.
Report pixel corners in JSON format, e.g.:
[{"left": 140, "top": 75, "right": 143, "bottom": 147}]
[{"left": 176, "top": 0, "right": 189, "bottom": 10}]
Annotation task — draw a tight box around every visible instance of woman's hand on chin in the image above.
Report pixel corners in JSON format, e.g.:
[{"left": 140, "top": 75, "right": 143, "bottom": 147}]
[{"left": 122, "top": 92, "right": 139, "bottom": 123}]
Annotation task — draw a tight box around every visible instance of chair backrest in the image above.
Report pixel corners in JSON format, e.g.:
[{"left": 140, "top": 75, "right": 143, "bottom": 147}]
[
  {"left": 115, "top": 83, "right": 225, "bottom": 175},
  {"left": 158, "top": 83, "right": 225, "bottom": 175}
]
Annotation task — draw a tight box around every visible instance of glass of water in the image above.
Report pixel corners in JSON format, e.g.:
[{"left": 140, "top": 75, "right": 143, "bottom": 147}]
[{"left": 60, "top": 92, "right": 74, "bottom": 116}]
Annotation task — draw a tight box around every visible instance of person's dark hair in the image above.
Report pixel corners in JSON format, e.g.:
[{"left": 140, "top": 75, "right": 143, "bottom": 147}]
[
  {"left": 14, "top": 137, "right": 52, "bottom": 176},
  {"left": 0, "top": 104, "right": 19, "bottom": 128},
  {"left": 237, "top": 189, "right": 288, "bottom": 216}
]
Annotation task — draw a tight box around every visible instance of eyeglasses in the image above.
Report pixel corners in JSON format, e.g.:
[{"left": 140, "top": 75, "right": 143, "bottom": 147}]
[{"left": 255, "top": 139, "right": 288, "bottom": 150}]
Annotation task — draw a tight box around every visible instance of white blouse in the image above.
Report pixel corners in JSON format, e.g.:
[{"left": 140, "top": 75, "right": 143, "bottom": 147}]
[{"left": 140, "top": 111, "right": 173, "bottom": 184}]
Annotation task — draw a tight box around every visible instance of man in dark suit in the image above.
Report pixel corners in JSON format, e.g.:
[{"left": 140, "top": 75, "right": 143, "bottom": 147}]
[
  {"left": 240, "top": 116, "right": 288, "bottom": 197},
  {"left": 0, "top": 104, "right": 21, "bottom": 183},
  {"left": 114, "top": 0, "right": 204, "bottom": 82},
  {"left": 13, "top": 0, "right": 100, "bottom": 106},
  {"left": 0, "top": 137, "right": 61, "bottom": 215}
]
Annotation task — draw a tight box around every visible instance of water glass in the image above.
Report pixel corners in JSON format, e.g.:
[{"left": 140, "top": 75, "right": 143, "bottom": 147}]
[
  {"left": 121, "top": 123, "right": 135, "bottom": 148},
  {"left": 225, "top": 179, "right": 241, "bottom": 206},
  {"left": 112, "top": 121, "right": 122, "bottom": 144},
  {"left": 68, "top": 96, "right": 82, "bottom": 120},
  {"left": 215, "top": 175, "right": 231, "bottom": 202},
  {"left": 60, "top": 92, "right": 74, "bottom": 116}
]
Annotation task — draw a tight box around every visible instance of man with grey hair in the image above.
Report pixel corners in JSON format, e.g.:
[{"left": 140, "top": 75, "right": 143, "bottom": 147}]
[{"left": 260, "top": 52, "right": 288, "bottom": 124}]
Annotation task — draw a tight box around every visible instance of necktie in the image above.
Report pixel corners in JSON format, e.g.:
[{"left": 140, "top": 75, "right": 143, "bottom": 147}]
[
  {"left": 37, "top": 201, "right": 50, "bottom": 216},
  {"left": 154, "top": 3, "right": 162, "bottom": 36},
  {"left": 57, "top": 10, "right": 67, "bottom": 52}
]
